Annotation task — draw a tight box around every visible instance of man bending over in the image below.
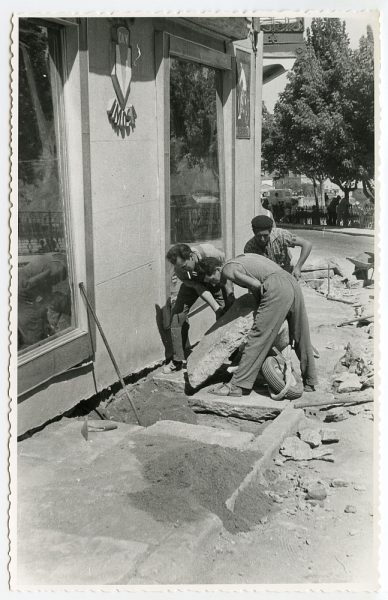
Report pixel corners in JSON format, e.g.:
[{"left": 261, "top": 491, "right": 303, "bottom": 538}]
[
  {"left": 199, "top": 253, "right": 318, "bottom": 396},
  {"left": 164, "top": 243, "right": 234, "bottom": 373}
]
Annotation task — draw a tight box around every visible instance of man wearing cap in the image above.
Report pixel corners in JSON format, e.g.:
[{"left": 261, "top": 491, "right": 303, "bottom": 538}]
[{"left": 244, "top": 215, "right": 312, "bottom": 280}]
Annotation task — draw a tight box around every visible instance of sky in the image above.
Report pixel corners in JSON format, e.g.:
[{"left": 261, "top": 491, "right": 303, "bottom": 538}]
[{"left": 262, "top": 14, "right": 377, "bottom": 112}]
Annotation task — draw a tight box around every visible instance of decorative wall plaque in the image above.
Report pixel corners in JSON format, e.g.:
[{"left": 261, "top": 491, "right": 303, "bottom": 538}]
[
  {"left": 236, "top": 49, "right": 251, "bottom": 139},
  {"left": 107, "top": 25, "right": 137, "bottom": 132}
]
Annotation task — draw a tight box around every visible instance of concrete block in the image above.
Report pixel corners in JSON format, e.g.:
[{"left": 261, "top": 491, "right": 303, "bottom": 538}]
[
  {"left": 186, "top": 293, "right": 289, "bottom": 388},
  {"left": 153, "top": 369, "right": 186, "bottom": 392},
  {"left": 141, "top": 420, "right": 254, "bottom": 449},
  {"left": 188, "top": 387, "right": 289, "bottom": 422},
  {"left": 18, "top": 419, "right": 143, "bottom": 466},
  {"left": 17, "top": 529, "right": 149, "bottom": 586},
  {"left": 226, "top": 406, "right": 304, "bottom": 511}
]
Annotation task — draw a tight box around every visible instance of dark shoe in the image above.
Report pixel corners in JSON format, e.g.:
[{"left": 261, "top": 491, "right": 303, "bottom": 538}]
[
  {"left": 162, "top": 360, "right": 186, "bottom": 374},
  {"left": 303, "top": 384, "right": 316, "bottom": 392}
]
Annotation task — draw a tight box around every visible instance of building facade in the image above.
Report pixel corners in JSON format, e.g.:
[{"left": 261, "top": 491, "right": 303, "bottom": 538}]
[{"left": 15, "top": 17, "right": 265, "bottom": 435}]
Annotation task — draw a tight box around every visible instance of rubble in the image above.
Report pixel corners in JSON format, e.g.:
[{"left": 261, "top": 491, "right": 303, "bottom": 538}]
[
  {"left": 298, "top": 428, "right": 322, "bottom": 448},
  {"left": 279, "top": 436, "right": 334, "bottom": 462},
  {"left": 337, "top": 373, "right": 363, "bottom": 393},
  {"left": 280, "top": 436, "right": 313, "bottom": 461},
  {"left": 306, "top": 482, "right": 327, "bottom": 501},
  {"left": 320, "top": 428, "right": 339, "bottom": 444},
  {"left": 330, "top": 478, "right": 349, "bottom": 488},
  {"left": 324, "top": 407, "right": 350, "bottom": 422}
]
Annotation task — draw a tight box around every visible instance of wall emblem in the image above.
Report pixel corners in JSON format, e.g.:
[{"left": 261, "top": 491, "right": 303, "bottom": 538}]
[{"left": 107, "top": 26, "right": 137, "bottom": 133}]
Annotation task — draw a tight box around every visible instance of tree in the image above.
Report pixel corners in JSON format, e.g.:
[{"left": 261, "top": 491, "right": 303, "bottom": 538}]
[
  {"left": 170, "top": 60, "right": 219, "bottom": 179},
  {"left": 262, "top": 18, "right": 374, "bottom": 213},
  {"left": 262, "top": 41, "right": 330, "bottom": 212}
]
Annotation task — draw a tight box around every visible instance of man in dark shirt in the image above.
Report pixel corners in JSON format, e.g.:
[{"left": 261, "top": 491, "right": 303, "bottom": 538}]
[
  {"left": 163, "top": 243, "right": 234, "bottom": 373},
  {"left": 244, "top": 215, "right": 312, "bottom": 279}
]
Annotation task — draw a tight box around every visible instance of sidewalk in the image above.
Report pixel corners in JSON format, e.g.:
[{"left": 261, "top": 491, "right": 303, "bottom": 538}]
[
  {"left": 15, "top": 411, "right": 303, "bottom": 587},
  {"left": 285, "top": 224, "right": 374, "bottom": 238},
  {"left": 14, "top": 283, "right": 373, "bottom": 587}
]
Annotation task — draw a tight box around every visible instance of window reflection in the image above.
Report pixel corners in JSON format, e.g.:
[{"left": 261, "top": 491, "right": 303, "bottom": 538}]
[
  {"left": 169, "top": 59, "right": 222, "bottom": 247},
  {"left": 18, "top": 20, "right": 74, "bottom": 352}
]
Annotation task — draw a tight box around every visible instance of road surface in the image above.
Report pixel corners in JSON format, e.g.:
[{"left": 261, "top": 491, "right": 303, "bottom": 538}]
[{"left": 289, "top": 229, "right": 374, "bottom": 278}]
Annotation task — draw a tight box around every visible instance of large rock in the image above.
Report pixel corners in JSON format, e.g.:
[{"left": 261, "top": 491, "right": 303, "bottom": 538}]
[
  {"left": 301, "top": 269, "right": 335, "bottom": 281},
  {"left": 337, "top": 373, "right": 363, "bottom": 393},
  {"left": 302, "top": 257, "right": 344, "bottom": 276},
  {"left": 187, "top": 293, "right": 289, "bottom": 388}
]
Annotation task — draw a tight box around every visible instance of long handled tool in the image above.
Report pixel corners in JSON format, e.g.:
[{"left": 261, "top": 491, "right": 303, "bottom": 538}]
[{"left": 79, "top": 282, "right": 142, "bottom": 426}]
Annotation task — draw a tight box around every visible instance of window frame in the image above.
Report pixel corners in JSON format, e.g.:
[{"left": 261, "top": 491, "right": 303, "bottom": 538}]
[
  {"left": 16, "top": 18, "right": 93, "bottom": 396},
  {"left": 155, "top": 31, "right": 233, "bottom": 309}
]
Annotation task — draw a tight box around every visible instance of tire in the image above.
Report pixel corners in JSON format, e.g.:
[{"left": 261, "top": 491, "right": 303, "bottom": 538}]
[{"left": 261, "top": 355, "right": 304, "bottom": 400}]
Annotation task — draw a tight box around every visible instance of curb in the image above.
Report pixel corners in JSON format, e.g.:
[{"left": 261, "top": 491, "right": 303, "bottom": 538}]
[
  {"left": 226, "top": 404, "right": 305, "bottom": 511},
  {"left": 285, "top": 225, "right": 374, "bottom": 238}
]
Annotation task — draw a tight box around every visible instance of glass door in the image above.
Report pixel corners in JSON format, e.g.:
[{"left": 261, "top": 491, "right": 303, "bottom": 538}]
[{"left": 168, "top": 57, "right": 225, "bottom": 303}]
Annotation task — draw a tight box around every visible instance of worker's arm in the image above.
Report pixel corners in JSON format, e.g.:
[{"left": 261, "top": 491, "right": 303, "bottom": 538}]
[
  {"left": 224, "top": 265, "right": 262, "bottom": 299},
  {"left": 199, "top": 289, "right": 222, "bottom": 313},
  {"left": 292, "top": 235, "right": 312, "bottom": 280}
]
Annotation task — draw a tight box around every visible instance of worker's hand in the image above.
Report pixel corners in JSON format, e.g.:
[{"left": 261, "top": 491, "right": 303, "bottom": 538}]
[
  {"left": 215, "top": 307, "right": 226, "bottom": 321},
  {"left": 292, "top": 265, "right": 302, "bottom": 280},
  {"left": 225, "top": 293, "right": 235, "bottom": 310}
]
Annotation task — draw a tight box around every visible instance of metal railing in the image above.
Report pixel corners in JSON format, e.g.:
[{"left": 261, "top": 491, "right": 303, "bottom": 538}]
[
  {"left": 170, "top": 203, "right": 222, "bottom": 243},
  {"left": 19, "top": 210, "right": 67, "bottom": 255}
]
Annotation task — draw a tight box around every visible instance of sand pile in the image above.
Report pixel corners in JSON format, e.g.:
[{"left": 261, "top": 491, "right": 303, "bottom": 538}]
[{"left": 129, "top": 441, "right": 275, "bottom": 532}]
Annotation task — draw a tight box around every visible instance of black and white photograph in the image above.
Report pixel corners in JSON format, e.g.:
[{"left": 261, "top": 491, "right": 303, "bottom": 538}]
[{"left": 4, "top": 4, "right": 384, "bottom": 591}]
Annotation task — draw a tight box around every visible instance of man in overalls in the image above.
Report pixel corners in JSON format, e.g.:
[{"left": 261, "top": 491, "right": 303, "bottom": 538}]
[{"left": 198, "top": 253, "right": 318, "bottom": 396}]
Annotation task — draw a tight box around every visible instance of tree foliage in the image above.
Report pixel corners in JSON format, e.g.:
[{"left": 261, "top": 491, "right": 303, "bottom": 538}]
[
  {"left": 170, "top": 59, "right": 218, "bottom": 178},
  {"left": 262, "top": 18, "right": 374, "bottom": 204}
]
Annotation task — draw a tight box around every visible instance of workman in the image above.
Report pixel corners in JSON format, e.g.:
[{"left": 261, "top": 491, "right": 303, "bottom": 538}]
[
  {"left": 198, "top": 253, "right": 318, "bottom": 396},
  {"left": 244, "top": 215, "right": 312, "bottom": 279},
  {"left": 164, "top": 243, "right": 235, "bottom": 373}
]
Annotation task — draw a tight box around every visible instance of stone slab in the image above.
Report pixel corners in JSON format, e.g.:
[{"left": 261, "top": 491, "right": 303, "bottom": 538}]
[
  {"left": 16, "top": 529, "right": 149, "bottom": 586},
  {"left": 186, "top": 293, "right": 289, "bottom": 388},
  {"left": 18, "top": 418, "right": 143, "bottom": 466},
  {"left": 132, "top": 512, "right": 223, "bottom": 584},
  {"left": 188, "top": 387, "right": 290, "bottom": 422},
  {"left": 140, "top": 419, "right": 255, "bottom": 449},
  {"left": 152, "top": 369, "right": 186, "bottom": 392},
  {"left": 226, "top": 405, "right": 304, "bottom": 511}
]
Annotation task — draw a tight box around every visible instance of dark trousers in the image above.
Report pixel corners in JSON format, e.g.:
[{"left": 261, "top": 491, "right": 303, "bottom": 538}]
[
  {"left": 169, "top": 283, "right": 225, "bottom": 362},
  {"left": 233, "top": 272, "right": 318, "bottom": 390}
]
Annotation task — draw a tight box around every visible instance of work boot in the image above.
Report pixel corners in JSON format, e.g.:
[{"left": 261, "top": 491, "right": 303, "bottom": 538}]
[{"left": 162, "top": 360, "right": 186, "bottom": 374}]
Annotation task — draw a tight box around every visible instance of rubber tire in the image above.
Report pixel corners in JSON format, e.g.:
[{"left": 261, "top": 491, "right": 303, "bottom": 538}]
[{"left": 261, "top": 355, "right": 304, "bottom": 400}]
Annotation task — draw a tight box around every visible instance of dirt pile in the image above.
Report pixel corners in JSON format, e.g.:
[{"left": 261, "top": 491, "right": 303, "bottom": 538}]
[
  {"left": 129, "top": 441, "right": 275, "bottom": 532},
  {"left": 99, "top": 377, "right": 197, "bottom": 427}
]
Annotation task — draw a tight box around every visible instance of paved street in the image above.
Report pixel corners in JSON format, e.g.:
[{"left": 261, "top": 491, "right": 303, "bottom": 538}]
[{"left": 289, "top": 229, "right": 374, "bottom": 278}]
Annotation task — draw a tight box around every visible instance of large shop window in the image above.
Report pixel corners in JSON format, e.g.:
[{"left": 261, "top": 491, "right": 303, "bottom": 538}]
[
  {"left": 17, "top": 19, "right": 91, "bottom": 395},
  {"left": 169, "top": 59, "right": 223, "bottom": 249},
  {"left": 18, "top": 21, "right": 74, "bottom": 353}
]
